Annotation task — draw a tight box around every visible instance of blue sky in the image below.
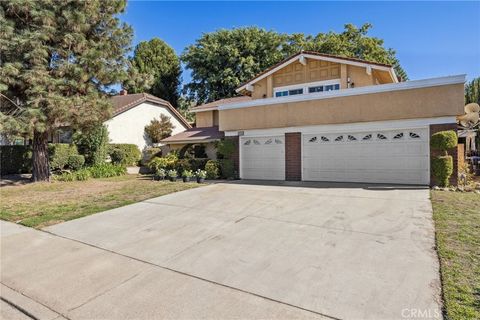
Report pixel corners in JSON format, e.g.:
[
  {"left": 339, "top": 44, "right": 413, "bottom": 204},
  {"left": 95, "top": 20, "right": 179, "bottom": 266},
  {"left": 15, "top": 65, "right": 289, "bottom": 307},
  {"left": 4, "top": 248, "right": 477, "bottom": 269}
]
[{"left": 120, "top": 1, "right": 480, "bottom": 84}]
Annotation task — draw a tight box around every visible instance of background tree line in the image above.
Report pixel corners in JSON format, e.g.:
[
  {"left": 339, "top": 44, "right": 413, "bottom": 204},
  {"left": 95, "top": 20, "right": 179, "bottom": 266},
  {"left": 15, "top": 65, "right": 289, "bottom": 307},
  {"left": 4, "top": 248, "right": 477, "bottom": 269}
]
[{"left": 127, "top": 23, "right": 408, "bottom": 108}]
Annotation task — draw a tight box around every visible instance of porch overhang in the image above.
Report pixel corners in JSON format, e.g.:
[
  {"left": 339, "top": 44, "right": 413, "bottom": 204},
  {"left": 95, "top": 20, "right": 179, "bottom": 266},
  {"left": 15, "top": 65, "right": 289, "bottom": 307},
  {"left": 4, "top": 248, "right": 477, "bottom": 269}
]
[{"left": 161, "top": 126, "right": 224, "bottom": 145}]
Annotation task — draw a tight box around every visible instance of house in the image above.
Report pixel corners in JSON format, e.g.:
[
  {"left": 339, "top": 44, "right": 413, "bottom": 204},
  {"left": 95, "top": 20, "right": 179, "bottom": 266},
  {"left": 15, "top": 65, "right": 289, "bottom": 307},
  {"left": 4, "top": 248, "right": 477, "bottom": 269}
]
[
  {"left": 1, "top": 92, "right": 191, "bottom": 155},
  {"left": 164, "top": 51, "right": 465, "bottom": 185},
  {"left": 107, "top": 91, "right": 191, "bottom": 152}
]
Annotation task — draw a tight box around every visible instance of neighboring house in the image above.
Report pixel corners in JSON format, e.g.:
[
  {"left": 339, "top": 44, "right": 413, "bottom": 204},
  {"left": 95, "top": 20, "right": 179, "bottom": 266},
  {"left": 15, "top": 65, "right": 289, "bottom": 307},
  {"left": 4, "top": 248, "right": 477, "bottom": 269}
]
[
  {"left": 1, "top": 92, "right": 191, "bottom": 154},
  {"left": 163, "top": 51, "right": 464, "bottom": 185},
  {"left": 106, "top": 91, "right": 190, "bottom": 152}
]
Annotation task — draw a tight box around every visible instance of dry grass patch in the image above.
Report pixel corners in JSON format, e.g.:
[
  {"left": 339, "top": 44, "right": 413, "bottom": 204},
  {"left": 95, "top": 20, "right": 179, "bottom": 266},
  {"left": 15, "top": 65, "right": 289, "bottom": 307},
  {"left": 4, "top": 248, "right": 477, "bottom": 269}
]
[
  {"left": 0, "top": 175, "right": 200, "bottom": 228},
  {"left": 431, "top": 191, "right": 480, "bottom": 320}
]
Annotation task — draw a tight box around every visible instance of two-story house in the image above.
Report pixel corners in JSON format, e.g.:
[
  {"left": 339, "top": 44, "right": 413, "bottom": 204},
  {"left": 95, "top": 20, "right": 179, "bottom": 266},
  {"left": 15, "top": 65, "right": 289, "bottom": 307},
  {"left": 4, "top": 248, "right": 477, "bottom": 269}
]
[{"left": 163, "top": 51, "right": 465, "bottom": 185}]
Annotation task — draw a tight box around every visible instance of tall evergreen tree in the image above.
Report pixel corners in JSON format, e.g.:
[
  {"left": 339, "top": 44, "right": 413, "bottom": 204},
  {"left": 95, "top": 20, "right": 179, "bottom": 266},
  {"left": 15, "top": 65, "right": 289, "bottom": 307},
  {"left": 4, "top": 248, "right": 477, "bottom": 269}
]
[
  {"left": 124, "top": 38, "right": 181, "bottom": 107},
  {"left": 182, "top": 24, "right": 408, "bottom": 103},
  {"left": 0, "top": 0, "right": 133, "bottom": 181}
]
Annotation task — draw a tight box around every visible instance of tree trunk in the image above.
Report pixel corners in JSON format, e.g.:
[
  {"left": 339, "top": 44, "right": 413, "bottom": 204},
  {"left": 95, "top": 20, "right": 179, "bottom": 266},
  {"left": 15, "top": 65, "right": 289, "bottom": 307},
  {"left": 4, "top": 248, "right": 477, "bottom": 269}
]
[{"left": 32, "top": 130, "right": 50, "bottom": 182}]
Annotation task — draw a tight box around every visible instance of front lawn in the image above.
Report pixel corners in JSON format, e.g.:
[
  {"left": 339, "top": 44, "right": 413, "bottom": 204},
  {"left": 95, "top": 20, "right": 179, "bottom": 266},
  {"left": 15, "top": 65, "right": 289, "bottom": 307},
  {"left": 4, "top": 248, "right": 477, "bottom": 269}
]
[
  {"left": 0, "top": 175, "right": 200, "bottom": 228},
  {"left": 431, "top": 191, "right": 480, "bottom": 320}
]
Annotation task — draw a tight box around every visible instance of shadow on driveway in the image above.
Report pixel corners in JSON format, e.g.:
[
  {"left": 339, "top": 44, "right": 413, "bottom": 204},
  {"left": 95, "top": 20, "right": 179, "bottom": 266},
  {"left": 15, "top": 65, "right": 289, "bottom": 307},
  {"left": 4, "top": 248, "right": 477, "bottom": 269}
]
[{"left": 224, "top": 179, "right": 429, "bottom": 191}]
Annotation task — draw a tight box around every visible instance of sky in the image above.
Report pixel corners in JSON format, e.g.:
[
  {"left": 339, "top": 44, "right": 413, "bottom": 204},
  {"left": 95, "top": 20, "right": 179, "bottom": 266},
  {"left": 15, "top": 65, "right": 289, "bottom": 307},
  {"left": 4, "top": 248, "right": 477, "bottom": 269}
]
[{"left": 120, "top": 1, "right": 480, "bottom": 85}]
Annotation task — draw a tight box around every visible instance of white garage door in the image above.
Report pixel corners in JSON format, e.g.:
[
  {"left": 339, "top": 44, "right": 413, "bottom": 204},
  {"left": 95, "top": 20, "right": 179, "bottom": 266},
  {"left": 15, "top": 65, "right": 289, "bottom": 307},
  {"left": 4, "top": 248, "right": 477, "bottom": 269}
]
[
  {"left": 240, "top": 136, "right": 285, "bottom": 180},
  {"left": 303, "top": 128, "right": 429, "bottom": 185}
]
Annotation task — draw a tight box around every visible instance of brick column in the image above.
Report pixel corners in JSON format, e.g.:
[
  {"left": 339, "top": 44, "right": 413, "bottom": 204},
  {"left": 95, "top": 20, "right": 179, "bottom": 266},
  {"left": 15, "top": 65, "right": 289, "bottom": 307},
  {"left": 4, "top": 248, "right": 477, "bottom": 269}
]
[
  {"left": 225, "top": 136, "right": 239, "bottom": 178},
  {"left": 285, "top": 132, "right": 302, "bottom": 181},
  {"left": 429, "top": 123, "right": 458, "bottom": 186}
]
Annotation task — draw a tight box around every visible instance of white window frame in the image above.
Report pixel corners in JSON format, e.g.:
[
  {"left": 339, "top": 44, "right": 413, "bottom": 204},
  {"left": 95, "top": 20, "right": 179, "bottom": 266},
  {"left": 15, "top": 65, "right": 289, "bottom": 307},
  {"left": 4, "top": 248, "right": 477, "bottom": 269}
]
[{"left": 273, "top": 79, "right": 341, "bottom": 98}]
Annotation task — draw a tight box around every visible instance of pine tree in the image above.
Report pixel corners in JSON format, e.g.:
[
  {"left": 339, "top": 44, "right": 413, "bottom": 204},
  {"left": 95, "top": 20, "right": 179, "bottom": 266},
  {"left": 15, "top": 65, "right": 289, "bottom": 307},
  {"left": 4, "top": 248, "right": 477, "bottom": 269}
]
[
  {"left": 125, "top": 38, "right": 181, "bottom": 107},
  {"left": 0, "top": 0, "right": 133, "bottom": 181}
]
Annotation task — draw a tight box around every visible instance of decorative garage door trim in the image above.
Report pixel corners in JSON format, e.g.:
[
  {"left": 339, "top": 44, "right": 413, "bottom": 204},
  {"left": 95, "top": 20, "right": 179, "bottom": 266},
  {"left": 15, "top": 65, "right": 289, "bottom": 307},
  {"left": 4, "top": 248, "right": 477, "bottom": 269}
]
[
  {"left": 240, "top": 135, "right": 285, "bottom": 180},
  {"left": 302, "top": 128, "right": 430, "bottom": 185}
]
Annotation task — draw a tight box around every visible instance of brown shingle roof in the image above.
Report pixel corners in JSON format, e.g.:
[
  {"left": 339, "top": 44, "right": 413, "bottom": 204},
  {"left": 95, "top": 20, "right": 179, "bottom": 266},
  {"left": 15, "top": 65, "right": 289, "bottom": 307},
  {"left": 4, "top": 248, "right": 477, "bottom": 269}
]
[
  {"left": 237, "top": 51, "right": 394, "bottom": 91},
  {"left": 191, "top": 96, "right": 252, "bottom": 111},
  {"left": 161, "top": 126, "right": 223, "bottom": 144},
  {"left": 111, "top": 93, "right": 191, "bottom": 128}
]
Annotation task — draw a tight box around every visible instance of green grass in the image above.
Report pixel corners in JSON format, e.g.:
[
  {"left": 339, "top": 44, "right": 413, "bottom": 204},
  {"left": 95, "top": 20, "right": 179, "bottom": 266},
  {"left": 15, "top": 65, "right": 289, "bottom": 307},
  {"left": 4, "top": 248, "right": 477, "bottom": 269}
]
[
  {"left": 431, "top": 191, "right": 480, "bottom": 320},
  {"left": 0, "top": 175, "right": 200, "bottom": 228}
]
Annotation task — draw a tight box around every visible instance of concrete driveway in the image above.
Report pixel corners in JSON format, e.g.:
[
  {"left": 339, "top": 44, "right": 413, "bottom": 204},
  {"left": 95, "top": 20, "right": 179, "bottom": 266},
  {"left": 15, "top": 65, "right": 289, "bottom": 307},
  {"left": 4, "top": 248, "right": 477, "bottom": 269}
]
[{"left": 2, "top": 182, "right": 441, "bottom": 319}]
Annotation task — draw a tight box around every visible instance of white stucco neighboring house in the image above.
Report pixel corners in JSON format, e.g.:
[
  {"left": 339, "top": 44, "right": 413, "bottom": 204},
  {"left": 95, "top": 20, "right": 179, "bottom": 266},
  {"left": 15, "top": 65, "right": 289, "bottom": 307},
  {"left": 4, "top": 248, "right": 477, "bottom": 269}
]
[{"left": 106, "top": 92, "right": 191, "bottom": 152}]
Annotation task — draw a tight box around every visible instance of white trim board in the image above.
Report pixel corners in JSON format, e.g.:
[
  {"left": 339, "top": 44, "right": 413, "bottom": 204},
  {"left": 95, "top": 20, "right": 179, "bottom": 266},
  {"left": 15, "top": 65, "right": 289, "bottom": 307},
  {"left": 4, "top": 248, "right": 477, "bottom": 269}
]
[
  {"left": 236, "top": 53, "right": 398, "bottom": 93},
  {"left": 224, "top": 116, "right": 457, "bottom": 137},
  {"left": 222, "top": 75, "right": 466, "bottom": 111}
]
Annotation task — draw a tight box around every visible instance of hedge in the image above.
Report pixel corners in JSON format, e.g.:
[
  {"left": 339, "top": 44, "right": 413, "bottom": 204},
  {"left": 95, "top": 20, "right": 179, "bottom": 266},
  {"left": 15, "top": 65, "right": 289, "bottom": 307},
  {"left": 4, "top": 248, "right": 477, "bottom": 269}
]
[
  {"left": 108, "top": 144, "right": 141, "bottom": 166},
  {"left": 0, "top": 145, "right": 32, "bottom": 175},
  {"left": 54, "top": 163, "right": 126, "bottom": 182}
]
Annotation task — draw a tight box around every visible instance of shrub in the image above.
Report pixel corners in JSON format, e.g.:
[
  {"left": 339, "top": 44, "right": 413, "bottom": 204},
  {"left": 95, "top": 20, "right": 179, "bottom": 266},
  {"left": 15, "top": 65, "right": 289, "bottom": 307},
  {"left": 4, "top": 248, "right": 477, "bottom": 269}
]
[
  {"left": 156, "top": 168, "right": 166, "bottom": 179},
  {"left": 167, "top": 169, "right": 178, "bottom": 179},
  {"left": 432, "top": 156, "right": 453, "bottom": 187},
  {"left": 73, "top": 125, "right": 109, "bottom": 166},
  {"left": 143, "top": 147, "right": 162, "bottom": 165},
  {"left": 0, "top": 145, "right": 32, "bottom": 175},
  {"left": 88, "top": 163, "right": 126, "bottom": 178},
  {"left": 216, "top": 139, "right": 236, "bottom": 159},
  {"left": 148, "top": 153, "right": 178, "bottom": 172},
  {"left": 49, "top": 144, "right": 78, "bottom": 171},
  {"left": 430, "top": 131, "right": 457, "bottom": 155},
  {"left": 108, "top": 144, "right": 141, "bottom": 166},
  {"left": 195, "top": 169, "right": 207, "bottom": 179},
  {"left": 430, "top": 130, "right": 457, "bottom": 187},
  {"left": 54, "top": 171, "right": 77, "bottom": 182},
  {"left": 182, "top": 169, "right": 193, "bottom": 178},
  {"left": 74, "top": 168, "right": 91, "bottom": 181},
  {"left": 67, "top": 155, "right": 85, "bottom": 171},
  {"left": 219, "top": 159, "right": 235, "bottom": 179},
  {"left": 176, "top": 159, "right": 192, "bottom": 172},
  {"left": 205, "top": 160, "right": 220, "bottom": 179}
]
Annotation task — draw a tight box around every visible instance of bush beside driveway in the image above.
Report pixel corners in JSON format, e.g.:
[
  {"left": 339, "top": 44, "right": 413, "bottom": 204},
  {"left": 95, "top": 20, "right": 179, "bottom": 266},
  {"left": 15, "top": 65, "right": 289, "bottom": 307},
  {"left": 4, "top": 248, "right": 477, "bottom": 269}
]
[
  {"left": 431, "top": 191, "right": 480, "bottom": 320},
  {"left": 0, "top": 175, "right": 200, "bottom": 228}
]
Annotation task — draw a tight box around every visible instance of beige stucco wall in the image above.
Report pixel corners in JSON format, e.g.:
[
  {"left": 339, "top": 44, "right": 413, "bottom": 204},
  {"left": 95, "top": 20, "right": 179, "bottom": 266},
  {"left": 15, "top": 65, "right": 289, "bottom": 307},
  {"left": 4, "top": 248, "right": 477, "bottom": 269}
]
[
  {"left": 219, "top": 83, "right": 464, "bottom": 131},
  {"left": 196, "top": 110, "right": 219, "bottom": 127},
  {"left": 105, "top": 102, "right": 188, "bottom": 151},
  {"left": 196, "top": 111, "right": 213, "bottom": 127},
  {"left": 348, "top": 65, "right": 376, "bottom": 87}
]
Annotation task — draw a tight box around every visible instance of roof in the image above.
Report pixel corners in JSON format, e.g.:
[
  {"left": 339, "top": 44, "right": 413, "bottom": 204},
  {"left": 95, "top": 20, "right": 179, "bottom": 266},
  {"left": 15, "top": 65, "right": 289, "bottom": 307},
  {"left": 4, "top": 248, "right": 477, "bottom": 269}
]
[
  {"left": 161, "top": 126, "right": 224, "bottom": 144},
  {"left": 236, "top": 51, "right": 397, "bottom": 93},
  {"left": 111, "top": 93, "right": 191, "bottom": 128},
  {"left": 191, "top": 96, "right": 252, "bottom": 112}
]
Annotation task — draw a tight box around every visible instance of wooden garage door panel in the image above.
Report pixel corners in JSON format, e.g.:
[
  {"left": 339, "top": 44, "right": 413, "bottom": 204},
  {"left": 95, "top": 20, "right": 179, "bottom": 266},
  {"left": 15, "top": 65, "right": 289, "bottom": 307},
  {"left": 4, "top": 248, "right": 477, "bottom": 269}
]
[
  {"left": 241, "top": 136, "right": 285, "bottom": 180},
  {"left": 303, "top": 128, "right": 429, "bottom": 184}
]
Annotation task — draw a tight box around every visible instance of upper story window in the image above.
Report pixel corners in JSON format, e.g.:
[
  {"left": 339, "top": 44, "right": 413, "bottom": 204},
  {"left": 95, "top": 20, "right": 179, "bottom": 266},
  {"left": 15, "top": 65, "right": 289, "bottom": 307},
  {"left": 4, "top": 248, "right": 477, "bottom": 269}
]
[
  {"left": 308, "top": 84, "right": 340, "bottom": 93},
  {"left": 275, "top": 88, "right": 304, "bottom": 97},
  {"left": 274, "top": 79, "right": 340, "bottom": 98}
]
